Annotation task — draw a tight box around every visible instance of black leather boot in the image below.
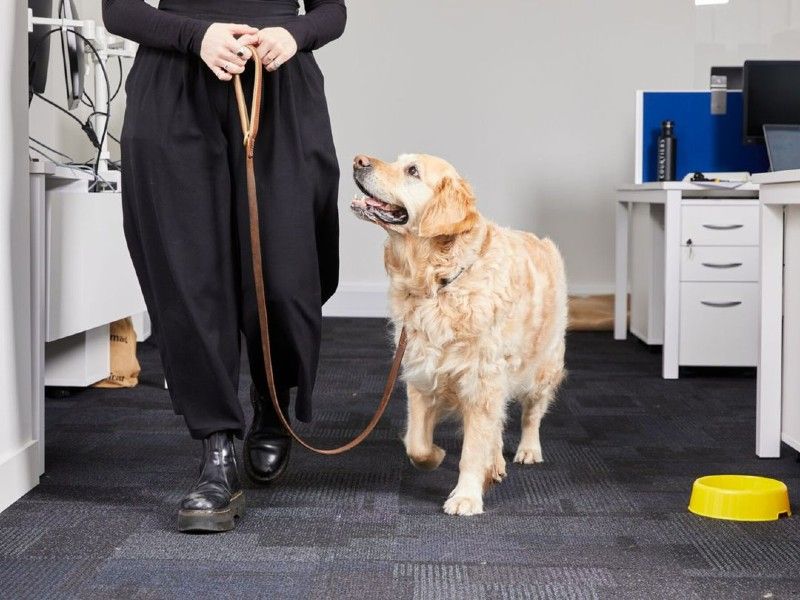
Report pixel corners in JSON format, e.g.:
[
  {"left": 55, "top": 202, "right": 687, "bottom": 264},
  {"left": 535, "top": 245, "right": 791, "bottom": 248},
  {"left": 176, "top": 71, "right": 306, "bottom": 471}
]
[
  {"left": 244, "top": 383, "right": 292, "bottom": 484},
  {"left": 177, "top": 431, "right": 245, "bottom": 533}
]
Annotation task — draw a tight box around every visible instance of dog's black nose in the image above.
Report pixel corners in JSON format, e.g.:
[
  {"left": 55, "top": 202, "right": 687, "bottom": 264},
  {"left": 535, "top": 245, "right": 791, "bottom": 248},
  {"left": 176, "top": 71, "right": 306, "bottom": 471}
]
[{"left": 354, "top": 155, "right": 371, "bottom": 169}]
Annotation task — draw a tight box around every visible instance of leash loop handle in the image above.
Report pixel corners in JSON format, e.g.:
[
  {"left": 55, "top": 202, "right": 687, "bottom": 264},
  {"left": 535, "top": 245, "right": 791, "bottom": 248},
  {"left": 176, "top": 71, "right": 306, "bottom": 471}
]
[
  {"left": 233, "top": 46, "right": 262, "bottom": 158},
  {"left": 232, "top": 48, "right": 407, "bottom": 455}
]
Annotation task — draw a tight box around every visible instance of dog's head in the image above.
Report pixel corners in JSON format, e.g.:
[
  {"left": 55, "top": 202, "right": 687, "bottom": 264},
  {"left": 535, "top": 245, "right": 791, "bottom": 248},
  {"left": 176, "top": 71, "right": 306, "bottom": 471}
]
[{"left": 351, "top": 153, "right": 478, "bottom": 238}]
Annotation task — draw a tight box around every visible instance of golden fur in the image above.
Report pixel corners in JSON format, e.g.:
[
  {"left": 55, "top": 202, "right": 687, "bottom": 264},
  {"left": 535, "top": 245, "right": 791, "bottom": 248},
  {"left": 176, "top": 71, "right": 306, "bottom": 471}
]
[{"left": 351, "top": 153, "right": 567, "bottom": 515}]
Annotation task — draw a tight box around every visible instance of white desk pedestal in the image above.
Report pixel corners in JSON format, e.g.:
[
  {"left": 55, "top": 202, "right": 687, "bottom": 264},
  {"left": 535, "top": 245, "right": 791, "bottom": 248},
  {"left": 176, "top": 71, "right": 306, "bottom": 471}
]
[{"left": 615, "top": 182, "right": 760, "bottom": 379}]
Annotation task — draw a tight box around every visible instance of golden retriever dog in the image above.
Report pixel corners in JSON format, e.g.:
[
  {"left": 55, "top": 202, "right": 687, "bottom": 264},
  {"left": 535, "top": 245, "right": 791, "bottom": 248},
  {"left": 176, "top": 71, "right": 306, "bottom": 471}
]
[{"left": 351, "top": 153, "right": 567, "bottom": 516}]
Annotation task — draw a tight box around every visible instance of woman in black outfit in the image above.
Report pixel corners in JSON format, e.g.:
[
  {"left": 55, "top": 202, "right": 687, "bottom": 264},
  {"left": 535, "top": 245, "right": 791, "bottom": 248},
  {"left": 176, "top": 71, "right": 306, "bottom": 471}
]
[{"left": 101, "top": 0, "right": 346, "bottom": 532}]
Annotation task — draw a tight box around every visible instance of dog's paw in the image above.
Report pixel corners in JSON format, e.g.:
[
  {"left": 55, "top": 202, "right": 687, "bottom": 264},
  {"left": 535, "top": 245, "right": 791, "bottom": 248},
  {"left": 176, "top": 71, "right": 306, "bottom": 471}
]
[
  {"left": 491, "top": 456, "right": 507, "bottom": 482},
  {"left": 513, "top": 445, "right": 543, "bottom": 464},
  {"left": 408, "top": 445, "right": 446, "bottom": 471},
  {"left": 443, "top": 494, "right": 483, "bottom": 516}
]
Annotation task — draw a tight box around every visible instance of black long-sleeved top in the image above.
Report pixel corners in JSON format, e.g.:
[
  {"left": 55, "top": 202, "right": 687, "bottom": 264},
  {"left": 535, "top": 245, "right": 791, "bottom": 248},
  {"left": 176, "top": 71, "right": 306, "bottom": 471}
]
[{"left": 102, "top": 0, "right": 346, "bottom": 55}]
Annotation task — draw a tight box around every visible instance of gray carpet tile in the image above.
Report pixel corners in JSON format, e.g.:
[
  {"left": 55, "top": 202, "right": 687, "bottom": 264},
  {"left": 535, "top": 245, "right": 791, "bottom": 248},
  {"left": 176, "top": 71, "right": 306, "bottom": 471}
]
[{"left": 1, "top": 318, "right": 799, "bottom": 599}]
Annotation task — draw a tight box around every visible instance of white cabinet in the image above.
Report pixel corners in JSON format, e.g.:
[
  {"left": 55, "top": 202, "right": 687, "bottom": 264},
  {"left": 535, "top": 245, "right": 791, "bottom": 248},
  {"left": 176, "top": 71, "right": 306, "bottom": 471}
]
[
  {"left": 46, "top": 192, "right": 145, "bottom": 342},
  {"left": 677, "top": 201, "right": 759, "bottom": 368},
  {"left": 32, "top": 177, "right": 147, "bottom": 388},
  {"left": 616, "top": 184, "right": 760, "bottom": 378}
]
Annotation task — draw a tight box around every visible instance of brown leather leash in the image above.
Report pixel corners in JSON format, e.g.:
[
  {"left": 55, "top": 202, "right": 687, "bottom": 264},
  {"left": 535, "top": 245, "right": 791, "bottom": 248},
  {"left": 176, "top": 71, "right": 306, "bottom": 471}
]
[{"left": 233, "top": 47, "right": 407, "bottom": 455}]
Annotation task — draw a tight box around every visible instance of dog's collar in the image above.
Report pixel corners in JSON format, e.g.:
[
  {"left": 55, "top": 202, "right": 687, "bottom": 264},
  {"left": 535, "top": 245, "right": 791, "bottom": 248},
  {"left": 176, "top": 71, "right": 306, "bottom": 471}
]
[
  {"left": 436, "top": 226, "right": 487, "bottom": 291},
  {"left": 438, "top": 266, "right": 467, "bottom": 290}
]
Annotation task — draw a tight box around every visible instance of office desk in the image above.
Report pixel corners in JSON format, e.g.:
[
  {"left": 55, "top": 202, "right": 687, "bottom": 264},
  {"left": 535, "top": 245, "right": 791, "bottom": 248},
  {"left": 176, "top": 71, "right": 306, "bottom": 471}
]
[
  {"left": 754, "top": 170, "right": 800, "bottom": 458},
  {"left": 615, "top": 182, "right": 760, "bottom": 379}
]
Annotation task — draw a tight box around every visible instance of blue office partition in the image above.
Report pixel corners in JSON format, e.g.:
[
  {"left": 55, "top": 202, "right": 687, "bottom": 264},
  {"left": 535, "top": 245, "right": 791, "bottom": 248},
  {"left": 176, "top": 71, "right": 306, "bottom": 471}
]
[{"left": 639, "top": 91, "right": 769, "bottom": 182}]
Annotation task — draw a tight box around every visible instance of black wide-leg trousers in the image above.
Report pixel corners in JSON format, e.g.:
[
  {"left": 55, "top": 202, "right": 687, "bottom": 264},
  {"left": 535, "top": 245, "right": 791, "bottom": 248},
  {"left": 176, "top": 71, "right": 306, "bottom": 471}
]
[{"left": 120, "top": 46, "right": 339, "bottom": 439}]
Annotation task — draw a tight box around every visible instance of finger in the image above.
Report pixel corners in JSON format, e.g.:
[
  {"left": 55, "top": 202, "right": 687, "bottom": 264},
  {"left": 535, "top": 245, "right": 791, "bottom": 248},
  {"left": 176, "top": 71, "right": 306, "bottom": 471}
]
[
  {"left": 256, "top": 38, "right": 278, "bottom": 61},
  {"left": 263, "top": 46, "right": 281, "bottom": 65},
  {"left": 266, "top": 52, "right": 288, "bottom": 72},
  {"left": 216, "top": 57, "right": 245, "bottom": 75},
  {"left": 218, "top": 49, "right": 246, "bottom": 67},
  {"left": 214, "top": 66, "right": 232, "bottom": 81},
  {"left": 232, "top": 36, "right": 257, "bottom": 57},
  {"left": 227, "top": 23, "right": 259, "bottom": 36}
]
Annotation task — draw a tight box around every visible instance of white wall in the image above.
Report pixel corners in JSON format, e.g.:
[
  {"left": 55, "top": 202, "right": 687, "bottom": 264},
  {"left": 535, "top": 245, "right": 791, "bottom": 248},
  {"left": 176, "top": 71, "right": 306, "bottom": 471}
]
[
  {"left": 31, "top": 1, "right": 800, "bottom": 316},
  {"left": 319, "top": 0, "right": 800, "bottom": 314},
  {"left": 1, "top": 2, "right": 36, "bottom": 511}
]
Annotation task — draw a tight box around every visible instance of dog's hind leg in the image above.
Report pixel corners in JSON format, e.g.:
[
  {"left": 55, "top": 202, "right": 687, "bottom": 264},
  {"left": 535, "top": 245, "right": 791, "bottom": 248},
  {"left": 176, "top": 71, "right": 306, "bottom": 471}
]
[
  {"left": 403, "top": 384, "right": 445, "bottom": 471},
  {"left": 514, "top": 366, "right": 564, "bottom": 465}
]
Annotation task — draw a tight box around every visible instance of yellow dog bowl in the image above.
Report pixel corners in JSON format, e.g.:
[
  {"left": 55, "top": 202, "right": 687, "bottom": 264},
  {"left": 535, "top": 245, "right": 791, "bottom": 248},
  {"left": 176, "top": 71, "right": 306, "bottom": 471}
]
[{"left": 688, "top": 475, "right": 791, "bottom": 522}]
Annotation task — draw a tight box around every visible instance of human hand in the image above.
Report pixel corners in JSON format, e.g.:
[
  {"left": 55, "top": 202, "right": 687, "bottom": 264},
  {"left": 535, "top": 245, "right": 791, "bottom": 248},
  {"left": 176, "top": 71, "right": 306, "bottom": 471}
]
[
  {"left": 200, "top": 23, "right": 259, "bottom": 81},
  {"left": 252, "top": 27, "right": 298, "bottom": 72}
]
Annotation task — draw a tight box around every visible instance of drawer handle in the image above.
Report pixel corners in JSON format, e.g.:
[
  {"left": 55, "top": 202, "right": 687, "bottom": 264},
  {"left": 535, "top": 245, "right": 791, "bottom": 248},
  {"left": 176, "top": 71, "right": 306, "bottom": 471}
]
[
  {"left": 700, "top": 262, "right": 743, "bottom": 269},
  {"left": 702, "top": 224, "right": 744, "bottom": 230},
  {"left": 701, "top": 300, "right": 742, "bottom": 308}
]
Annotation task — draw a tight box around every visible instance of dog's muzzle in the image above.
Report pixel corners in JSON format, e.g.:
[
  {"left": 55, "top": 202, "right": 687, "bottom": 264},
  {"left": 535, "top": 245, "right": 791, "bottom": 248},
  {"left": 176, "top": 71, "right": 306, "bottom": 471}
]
[{"left": 351, "top": 170, "right": 409, "bottom": 225}]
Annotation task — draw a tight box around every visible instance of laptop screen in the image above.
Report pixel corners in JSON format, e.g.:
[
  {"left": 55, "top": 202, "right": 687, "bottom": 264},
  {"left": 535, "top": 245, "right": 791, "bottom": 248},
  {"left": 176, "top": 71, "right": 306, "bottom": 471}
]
[{"left": 764, "top": 125, "right": 800, "bottom": 172}]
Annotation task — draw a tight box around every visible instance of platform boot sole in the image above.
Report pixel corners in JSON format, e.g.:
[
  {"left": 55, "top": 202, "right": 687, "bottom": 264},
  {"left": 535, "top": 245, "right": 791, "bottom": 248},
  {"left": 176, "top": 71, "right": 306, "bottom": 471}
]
[{"left": 177, "top": 491, "right": 245, "bottom": 533}]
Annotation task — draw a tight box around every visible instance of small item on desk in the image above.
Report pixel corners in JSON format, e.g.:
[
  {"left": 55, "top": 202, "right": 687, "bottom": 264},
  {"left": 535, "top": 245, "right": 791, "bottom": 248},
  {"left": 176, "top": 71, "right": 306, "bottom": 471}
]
[
  {"left": 688, "top": 171, "right": 749, "bottom": 190},
  {"left": 657, "top": 120, "right": 677, "bottom": 181}
]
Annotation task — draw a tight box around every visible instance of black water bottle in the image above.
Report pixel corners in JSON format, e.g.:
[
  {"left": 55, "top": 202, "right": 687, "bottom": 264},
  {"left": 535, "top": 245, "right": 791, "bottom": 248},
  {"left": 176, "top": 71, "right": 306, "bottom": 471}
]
[{"left": 657, "top": 120, "right": 676, "bottom": 181}]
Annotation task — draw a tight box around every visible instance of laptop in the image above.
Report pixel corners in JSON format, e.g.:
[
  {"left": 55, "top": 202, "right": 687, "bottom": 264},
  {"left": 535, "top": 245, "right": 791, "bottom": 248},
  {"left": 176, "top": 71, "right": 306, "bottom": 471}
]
[{"left": 764, "top": 124, "right": 800, "bottom": 172}]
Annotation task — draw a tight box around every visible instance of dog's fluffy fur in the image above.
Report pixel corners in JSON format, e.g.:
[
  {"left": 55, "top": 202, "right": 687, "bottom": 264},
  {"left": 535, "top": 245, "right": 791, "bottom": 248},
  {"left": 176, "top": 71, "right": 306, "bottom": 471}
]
[{"left": 352, "top": 153, "right": 567, "bottom": 515}]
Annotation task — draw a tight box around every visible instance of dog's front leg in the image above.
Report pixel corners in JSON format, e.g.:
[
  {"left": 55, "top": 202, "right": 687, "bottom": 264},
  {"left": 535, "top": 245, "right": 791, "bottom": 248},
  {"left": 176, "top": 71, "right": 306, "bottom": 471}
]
[
  {"left": 403, "top": 384, "right": 445, "bottom": 470},
  {"left": 443, "top": 397, "right": 504, "bottom": 516}
]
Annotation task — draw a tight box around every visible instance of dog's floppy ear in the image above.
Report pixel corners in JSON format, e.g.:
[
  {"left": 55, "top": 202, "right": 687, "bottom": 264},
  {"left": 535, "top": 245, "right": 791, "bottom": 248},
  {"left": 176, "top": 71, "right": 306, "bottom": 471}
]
[{"left": 417, "top": 177, "right": 478, "bottom": 238}]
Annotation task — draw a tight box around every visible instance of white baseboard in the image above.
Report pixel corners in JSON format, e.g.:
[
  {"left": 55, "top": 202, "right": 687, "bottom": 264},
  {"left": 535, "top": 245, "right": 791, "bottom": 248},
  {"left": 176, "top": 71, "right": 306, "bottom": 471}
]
[
  {"left": 323, "top": 281, "right": 615, "bottom": 318},
  {"left": 0, "top": 440, "right": 41, "bottom": 513},
  {"left": 568, "top": 284, "right": 616, "bottom": 296}
]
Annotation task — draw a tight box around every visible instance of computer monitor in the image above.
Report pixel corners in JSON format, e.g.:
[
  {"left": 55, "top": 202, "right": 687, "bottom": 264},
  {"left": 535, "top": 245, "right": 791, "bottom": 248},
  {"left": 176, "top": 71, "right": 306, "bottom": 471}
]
[
  {"left": 59, "top": 0, "right": 85, "bottom": 110},
  {"left": 28, "top": 0, "right": 53, "bottom": 100},
  {"left": 743, "top": 60, "right": 800, "bottom": 144}
]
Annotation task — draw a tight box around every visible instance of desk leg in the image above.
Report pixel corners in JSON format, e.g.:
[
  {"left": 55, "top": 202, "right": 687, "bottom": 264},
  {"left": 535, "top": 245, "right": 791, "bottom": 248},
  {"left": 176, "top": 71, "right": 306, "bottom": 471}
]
[
  {"left": 757, "top": 203, "right": 784, "bottom": 458},
  {"left": 614, "top": 200, "right": 629, "bottom": 340},
  {"left": 662, "top": 191, "right": 681, "bottom": 379},
  {"left": 29, "top": 173, "right": 46, "bottom": 475}
]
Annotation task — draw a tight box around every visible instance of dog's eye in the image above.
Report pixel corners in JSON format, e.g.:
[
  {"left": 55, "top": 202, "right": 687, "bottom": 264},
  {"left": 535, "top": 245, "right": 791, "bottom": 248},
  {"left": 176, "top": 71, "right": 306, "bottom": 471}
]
[{"left": 406, "top": 164, "right": 420, "bottom": 179}]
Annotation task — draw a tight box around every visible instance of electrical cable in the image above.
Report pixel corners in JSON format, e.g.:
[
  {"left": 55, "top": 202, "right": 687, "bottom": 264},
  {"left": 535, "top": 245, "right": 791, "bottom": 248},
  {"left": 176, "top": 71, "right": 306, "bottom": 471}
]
[
  {"left": 29, "top": 136, "right": 75, "bottom": 162},
  {"left": 29, "top": 144, "right": 61, "bottom": 164},
  {"left": 28, "top": 16, "right": 112, "bottom": 182},
  {"left": 110, "top": 56, "right": 123, "bottom": 102},
  {"left": 32, "top": 91, "right": 84, "bottom": 127},
  {"left": 63, "top": 28, "right": 111, "bottom": 176},
  {"left": 28, "top": 144, "right": 114, "bottom": 192}
]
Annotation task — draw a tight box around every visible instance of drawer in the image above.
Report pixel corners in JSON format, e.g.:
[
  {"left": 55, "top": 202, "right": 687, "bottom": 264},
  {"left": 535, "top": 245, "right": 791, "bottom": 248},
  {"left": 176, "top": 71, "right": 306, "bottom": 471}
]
[
  {"left": 681, "top": 205, "right": 759, "bottom": 246},
  {"left": 680, "top": 246, "right": 759, "bottom": 282},
  {"left": 679, "top": 282, "right": 758, "bottom": 367},
  {"left": 47, "top": 192, "right": 147, "bottom": 341}
]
